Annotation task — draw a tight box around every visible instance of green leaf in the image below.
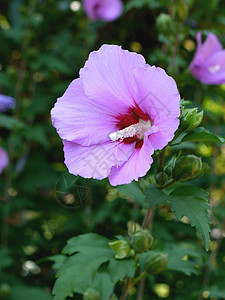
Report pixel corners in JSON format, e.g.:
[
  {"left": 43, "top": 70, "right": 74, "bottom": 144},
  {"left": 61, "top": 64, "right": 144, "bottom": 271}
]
[
  {"left": 91, "top": 273, "right": 114, "bottom": 300},
  {"left": 145, "top": 185, "right": 211, "bottom": 249},
  {"left": 62, "top": 233, "right": 112, "bottom": 256},
  {"left": 181, "top": 127, "right": 225, "bottom": 143},
  {"left": 164, "top": 244, "right": 200, "bottom": 275},
  {"left": 116, "top": 182, "right": 146, "bottom": 207},
  {"left": 43, "top": 255, "right": 66, "bottom": 270},
  {"left": 9, "top": 285, "right": 52, "bottom": 300},
  {"left": 170, "top": 186, "right": 210, "bottom": 250},
  {"left": 53, "top": 234, "right": 113, "bottom": 300},
  {"left": 53, "top": 253, "right": 109, "bottom": 299},
  {"left": 30, "top": 54, "right": 72, "bottom": 75},
  {"left": 145, "top": 185, "right": 169, "bottom": 209},
  {"left": 180, "top": 99, "right": 192, "bottom": 106},
  {"left": 108, "top": 258, "right": 136, "bottom": 283},
  {"left": 24, "top": 125, "right": 50, "bottom": 148},
  {"left": 0, "top": 114, "right": 26, "bottom": 130},
  {"left": 124, "top": 0, "right": 162, "bottom": 12},
  {"left": 53, "top": 233, "right": 137, "bottom": 300}
]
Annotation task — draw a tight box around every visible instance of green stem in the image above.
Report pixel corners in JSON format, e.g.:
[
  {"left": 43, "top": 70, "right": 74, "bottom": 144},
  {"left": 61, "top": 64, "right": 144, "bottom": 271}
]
[
  {"left": 158, "top": 147, "right": 167, "bottom": 173},
  {"left": 137, "top": 277, "right": 146, "bottom": 300},
  {"left": 120, "top": 278, "right": 131, "bottom": 300},
  {"left": 142, "top": 204, "right": 154, "bottom": 230},
  {"left": 131, "top": 272, "right": 147, "bottom": 286},
  {"left": 121, "top": 146, "right": 168, "bottom": 299}
]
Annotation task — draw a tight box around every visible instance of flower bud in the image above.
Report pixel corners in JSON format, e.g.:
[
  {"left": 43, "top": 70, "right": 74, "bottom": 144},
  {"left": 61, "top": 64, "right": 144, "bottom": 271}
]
[
  {"left": 180, "top": 108, "right": 203, "bottom": 132},
  {"left": 83, "top": 288, "right": 100, "bottom": 300},
  {"left": 156, "top": 13, "right": 175, "bottom": 34},
  {"left": 127, "top": 221, "right": 141, "bottom": 237},
  {"left": 163, "top": 164, "right": 173, "bottom": 179},
  {"left": 163, "top": 156, "right": 177, "bottom": 179},
  {"left": 144, "top": 252, "right": 168, "bottom": 275},
  {"left": 173, "top": 155, "right": 203, "bottom": 182},
  {"left": 132, "top": 229, "right": 154, "bottom": 253},
  {"left": 156, "top": 172, "right": 168, "bottom": 187},
  {"left": 109, "top": 240, "right": 134, "bottom": 259}
]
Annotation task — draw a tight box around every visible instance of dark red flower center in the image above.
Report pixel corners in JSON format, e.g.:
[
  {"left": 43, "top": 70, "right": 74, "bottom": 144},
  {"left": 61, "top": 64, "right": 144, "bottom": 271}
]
[{"left": 112, "top": 104, "right": 150, "bottom": 149}]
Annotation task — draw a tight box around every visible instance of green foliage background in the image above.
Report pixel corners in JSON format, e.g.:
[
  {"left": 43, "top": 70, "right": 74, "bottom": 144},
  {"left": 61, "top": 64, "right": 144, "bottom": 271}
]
[{"left": 0, "top": 0, "right": 225, "bottom": 299}]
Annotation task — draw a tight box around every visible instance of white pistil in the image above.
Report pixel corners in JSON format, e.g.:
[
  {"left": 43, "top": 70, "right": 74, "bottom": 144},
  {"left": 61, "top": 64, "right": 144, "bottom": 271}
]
[
  {"left": 109, "top": 120, "right": 151, "bottom": 142},
  {"left": 208, "top": 64, "right": 220, "bottom": 73}
]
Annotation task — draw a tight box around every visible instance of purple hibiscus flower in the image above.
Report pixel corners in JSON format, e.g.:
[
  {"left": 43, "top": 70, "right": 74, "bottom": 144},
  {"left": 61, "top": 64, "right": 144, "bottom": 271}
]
[
  {"left": 190, "top": 32, "right": 225, "bottom": 85},
  {"left": 0, "top": 94, "right": 16, "bottom": 112},
  {"left": 51, "top": 45, "right": 180, "bottom": 186},
  {"left": 83, "top": 0, "right": 123, "bottom": 22},
  {"left": 0, "top": 147, "right": 9, "bottom": 174}
]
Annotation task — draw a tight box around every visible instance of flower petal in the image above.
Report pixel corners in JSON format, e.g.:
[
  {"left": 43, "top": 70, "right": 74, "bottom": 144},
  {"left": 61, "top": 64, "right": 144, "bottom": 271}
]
[
  {"left": 63, "top": 140, "right": 135, "bottom": 180},
  {"left": 197, "top": 32, "right": 222, "bottom": 59},
  {"left": 190, "top": 32, "right": 224, "bottom": 84},
  {"left": 133, "top": 66, "right": 180, "bottom": 123},
  {"left": 0, "top": 94, "right": 15, "bottom": 112},
  {"left": 80, "top": 45, "right": 146, "bottom": 114},
  {"left": 203, "top": 50, "right": 225, "bottom": 84},
  {"left": 190, "top": 50, "right": 225, "bottom": 85},
  {"left": 51, "top": 79, "right": 119, "bottom": 146},
  {"left": 148, "top": 118, "right": 179, "bottom": 150},
  {"left": 96, "top": 0, "right": 123, "bottom": 21},
  {"left": 83, "top": 0, "right": 123, "bottom": 22},
  {"left": 108, "top": 137, "right": 154, "bottom": 186},
  {"left": 0, "top": 147, "right": 9, "bottom": 174},
  {"left": 83, "top": 0, "right": 99, "bottom": 21}
]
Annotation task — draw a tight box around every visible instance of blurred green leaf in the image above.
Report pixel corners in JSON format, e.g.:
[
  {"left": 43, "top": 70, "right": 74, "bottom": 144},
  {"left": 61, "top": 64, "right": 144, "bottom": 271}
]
[
  {"left": 9, "top": 285, "right": 52, "bottom": 300},
  {"left": 0, "top": 249, "right": 13, "bottom": 271},
  {"left": 0, "top": 114, "right": 26, "bottom": 130}
]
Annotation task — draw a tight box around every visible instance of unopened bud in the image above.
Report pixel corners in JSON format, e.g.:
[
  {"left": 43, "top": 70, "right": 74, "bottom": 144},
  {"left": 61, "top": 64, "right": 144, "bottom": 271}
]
[
  {"left": 132, "top": 229, "right": 154, "bottom": 253},
  {"left": 127, "top": 221, "right": 141, "bottom": 237},
  {"left": 83, "top": 288, "right": 100, "bottom": 300},
  {"left": 173, "top": 155, "right": 203, "bottom": 182},
  {"left": 163, "top": 156, "right": 177, "bottom": 179},
  {"left": 180, "top": 108, "right": 203, "bottom": 132},
  {"left": 144, "top": 251, "right": 168, "bottom": 275},
  {"left": 156, "top": 13, "right": 175, "bottom": 34},
  {"left": 156, "top": 172, "right": 168, "bottom": 187},
  {"left": 109, "top": 240, "right": 134, "bottom": 259}
]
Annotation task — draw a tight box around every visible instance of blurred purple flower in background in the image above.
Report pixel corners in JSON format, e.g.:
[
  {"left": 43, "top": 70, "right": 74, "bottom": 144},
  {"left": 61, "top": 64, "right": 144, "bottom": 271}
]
[
  {"left": 0, "top": 94, "right": 16, "bottom": 112},
  {"left": 0, "top": 147, "right": 9, "bottom": 174},
  {"left": 83, "top": 0, "right": 123, "bottom": 22},
  {"left": 51, "top": 45, "right": 180, "bottom": 186},
  {"left": 190, "top": 32, "right": 225, "bottom": 85}
]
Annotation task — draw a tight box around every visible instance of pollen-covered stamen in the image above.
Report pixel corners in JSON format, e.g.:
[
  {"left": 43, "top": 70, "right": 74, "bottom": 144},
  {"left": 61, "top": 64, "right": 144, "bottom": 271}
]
[{"left": 109, "top": 120, "right": 151, "bottom": 142}]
